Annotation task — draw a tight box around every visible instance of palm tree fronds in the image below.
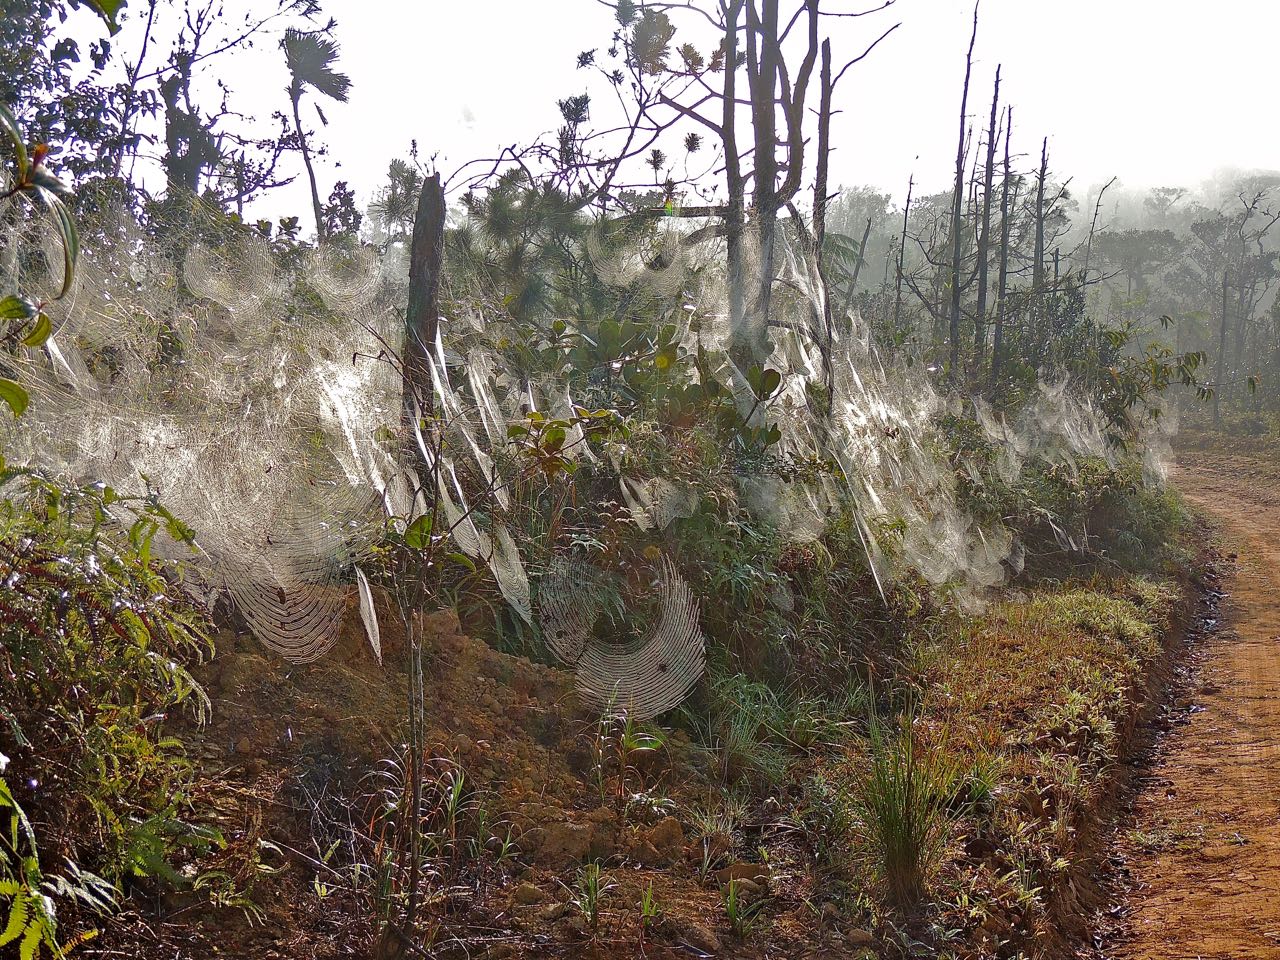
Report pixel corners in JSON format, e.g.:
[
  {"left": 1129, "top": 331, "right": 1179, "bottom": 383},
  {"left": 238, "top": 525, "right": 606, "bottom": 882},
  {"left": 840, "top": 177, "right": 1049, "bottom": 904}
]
[{"left": 283, "top": 28, "right": 352, "bottom": 103}]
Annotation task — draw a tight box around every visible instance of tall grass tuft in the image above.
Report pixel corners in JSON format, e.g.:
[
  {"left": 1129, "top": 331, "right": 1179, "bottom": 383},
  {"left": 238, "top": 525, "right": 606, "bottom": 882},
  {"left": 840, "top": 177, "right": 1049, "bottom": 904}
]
[{"left": 855, "top": 711, "right": 960, "bottom": 908}]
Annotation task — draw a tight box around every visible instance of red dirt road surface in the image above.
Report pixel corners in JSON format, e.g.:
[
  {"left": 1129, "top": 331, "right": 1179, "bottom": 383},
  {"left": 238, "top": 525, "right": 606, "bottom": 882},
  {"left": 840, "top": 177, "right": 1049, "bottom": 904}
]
[{"left": 1110, "top": 453, "right": 1280, "bottom": 959}]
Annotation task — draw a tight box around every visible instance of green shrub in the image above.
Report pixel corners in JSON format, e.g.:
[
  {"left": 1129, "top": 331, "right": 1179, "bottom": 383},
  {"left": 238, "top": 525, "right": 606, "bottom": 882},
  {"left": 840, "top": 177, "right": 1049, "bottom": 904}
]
[
  {"left": 854, "top": 712, "right": 961, "bottom": 908},
  {"left": 701, "top": 672, "right": 790, "bottom": 786},
  {"left": 1, "top": 769, "right": 115, "bottom": 958},
  {"left": 0, "top": 470, "right": 214, "bottom": 928}
]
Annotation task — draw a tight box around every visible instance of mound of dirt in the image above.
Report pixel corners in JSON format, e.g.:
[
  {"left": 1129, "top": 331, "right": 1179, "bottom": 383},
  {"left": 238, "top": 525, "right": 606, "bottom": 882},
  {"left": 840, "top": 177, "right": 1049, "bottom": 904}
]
[{"left": 93, "top": 595, "right": 795, "bottom": 959}]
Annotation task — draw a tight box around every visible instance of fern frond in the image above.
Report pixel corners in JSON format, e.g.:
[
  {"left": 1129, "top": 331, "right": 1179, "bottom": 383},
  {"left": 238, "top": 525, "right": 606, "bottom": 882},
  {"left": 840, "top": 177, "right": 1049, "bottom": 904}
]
[{"left": 1, "top": 890, "right": 31, "bottom": 947}]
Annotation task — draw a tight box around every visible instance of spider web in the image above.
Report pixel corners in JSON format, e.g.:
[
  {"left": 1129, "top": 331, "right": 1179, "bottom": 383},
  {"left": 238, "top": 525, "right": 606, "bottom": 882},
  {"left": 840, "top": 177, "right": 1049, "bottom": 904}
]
[
  {"left": 0, "top": 190, "right": 1172, "bottom": 711},
  {"left": 539, "top": 555, "right": 706, "bottom": 719}
]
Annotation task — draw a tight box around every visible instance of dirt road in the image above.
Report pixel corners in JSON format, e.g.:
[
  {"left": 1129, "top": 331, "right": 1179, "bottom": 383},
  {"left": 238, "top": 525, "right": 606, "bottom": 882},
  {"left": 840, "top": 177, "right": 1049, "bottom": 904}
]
[{"left": 1108, "top": 452, "right": 1280, "bottom": 959}]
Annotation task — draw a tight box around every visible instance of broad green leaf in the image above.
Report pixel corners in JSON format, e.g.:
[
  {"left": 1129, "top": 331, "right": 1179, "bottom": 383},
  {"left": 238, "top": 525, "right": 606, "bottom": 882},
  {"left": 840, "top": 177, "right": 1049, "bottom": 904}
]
[
  {"left": 760, "top": 368, "right": 782, "bottom": 399},
  {"left": 0, "top": 102, "right": 28, "bottom": 181},
  {"left": 19, "top": 312, "right": 51, "bottom": 348},
  {"left": 0, "top": 295, "right": 37, "bottom": 321},
  {"left": 747, "top": 365, "right": 781, "bottom": 400},
  {"left": 82, "top": 0, "right": 126, "bottom": 34},
  {"left": 0, "top": 379, "right": 29, "bottom": 418},
  {"left": 541, "top": 425, "right": 566, "bottom": 452},
  {"left": 446, "top": 552, "right": 476, "bottom": 573},
  {"left": 404, "top": 513, "right": 432, "bottom": 550}
]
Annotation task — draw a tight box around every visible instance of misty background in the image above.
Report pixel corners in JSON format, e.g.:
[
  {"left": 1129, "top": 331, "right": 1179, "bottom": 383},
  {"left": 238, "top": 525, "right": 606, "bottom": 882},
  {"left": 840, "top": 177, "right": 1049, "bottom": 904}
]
[{"left": 70, "top": 0, "right": 1280, "bottom": 223}]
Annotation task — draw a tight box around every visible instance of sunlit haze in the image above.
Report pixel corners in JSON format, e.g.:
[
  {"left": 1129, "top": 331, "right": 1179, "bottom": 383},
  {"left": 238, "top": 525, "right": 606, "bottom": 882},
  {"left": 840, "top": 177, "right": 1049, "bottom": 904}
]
[{"left": 92, "top": 0, "right": 1280, "bottom": 219}]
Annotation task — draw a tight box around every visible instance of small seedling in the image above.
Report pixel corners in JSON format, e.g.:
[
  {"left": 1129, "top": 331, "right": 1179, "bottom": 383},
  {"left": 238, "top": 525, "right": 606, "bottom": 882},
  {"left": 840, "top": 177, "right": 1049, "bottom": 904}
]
[
  {"left": 696, "top": 837, "right": 719, "bottom": 885},
  {"left": 493, "top": 825, "right": 518, "bottom": 864},
  {"left": 721, "top": 878, "right": 767, "bottom": 938},
  {"left": 589, "top": 706, "right": 669, "bottom": 817},
  {"left": 566, "top": 862, "right": 617, "bottom": 939},
  {"left": 639, "top": 881, "right": 661, "bottom": 950}
]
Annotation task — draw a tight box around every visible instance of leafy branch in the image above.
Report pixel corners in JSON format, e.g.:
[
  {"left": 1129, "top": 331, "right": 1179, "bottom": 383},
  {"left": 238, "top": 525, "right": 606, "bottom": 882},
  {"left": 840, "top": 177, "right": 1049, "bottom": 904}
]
[{"left": 0, "top": 102, "right": 80, "bottom": 417}]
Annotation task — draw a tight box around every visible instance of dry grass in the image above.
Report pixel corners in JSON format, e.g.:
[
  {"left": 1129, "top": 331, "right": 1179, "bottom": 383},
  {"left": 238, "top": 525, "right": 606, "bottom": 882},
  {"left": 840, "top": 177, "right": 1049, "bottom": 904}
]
[
  {"left": 804, "top": 575, "right": 1183, "bottom": 955},
  {"left": 917, "top": 578, "right": 1180, "bottom": 953}
]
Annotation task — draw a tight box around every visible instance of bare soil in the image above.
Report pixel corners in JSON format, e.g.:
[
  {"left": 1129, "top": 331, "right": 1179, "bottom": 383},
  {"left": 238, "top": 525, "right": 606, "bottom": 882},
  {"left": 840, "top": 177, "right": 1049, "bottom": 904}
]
[
  {"left": 1105, "top": 452, "right": 1280, "bottom": 959},
  {"left": 81, "top": 450, "right": 1264, "bottom": 960},
  {"left": 88, "top": 603, "right": 859, "bottom": 959}
]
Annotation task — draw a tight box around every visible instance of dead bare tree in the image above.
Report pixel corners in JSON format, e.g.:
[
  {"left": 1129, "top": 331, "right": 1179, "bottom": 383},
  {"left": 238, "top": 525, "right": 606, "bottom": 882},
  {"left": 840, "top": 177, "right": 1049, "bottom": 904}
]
[
  {"left": 1228, "top": 188, "right": 1280, "bottom": 406},
  {"left": 947, "top": 1, "right": 979, "bottom": 381},
  {"left": 443, "top": 0, "right": 898, "bottom": 404},
  {"left": 892, "top": 174, "right": 913, "bottom": 334},
  {"left": 972, "top": 62, "right": 1000, "bottom": 374},
  {"left": 989, "top": 104, "right": 1013, "bottom": 392},
  {"left": 1081, "top": 175, "right": 1117, "bottom": 280},
  {"left": 582, "top": 0, "right": 900, "bottom": 370},
  {"left": 1032, "top": 136, "right": 1048, "bottom": 309},
  {"left": 809, "top": 37, "right": 837, "bottom": 399}
]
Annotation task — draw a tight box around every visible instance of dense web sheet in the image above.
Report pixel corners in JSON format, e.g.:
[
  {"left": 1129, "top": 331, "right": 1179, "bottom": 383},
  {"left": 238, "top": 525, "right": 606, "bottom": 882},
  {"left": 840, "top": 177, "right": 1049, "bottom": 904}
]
[
  {"left": 6, "top": 203, "right": 403, "bottom": 663},
  {"left": 2, "top": 198, "right": 1170, "bottom": 714}
]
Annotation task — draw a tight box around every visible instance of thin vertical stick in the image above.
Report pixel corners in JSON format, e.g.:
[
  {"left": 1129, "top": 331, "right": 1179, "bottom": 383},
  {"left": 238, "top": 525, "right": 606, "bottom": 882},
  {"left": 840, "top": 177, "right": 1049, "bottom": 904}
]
[{"left": 948, "top": 1, "right": 980, "bottom": 381}]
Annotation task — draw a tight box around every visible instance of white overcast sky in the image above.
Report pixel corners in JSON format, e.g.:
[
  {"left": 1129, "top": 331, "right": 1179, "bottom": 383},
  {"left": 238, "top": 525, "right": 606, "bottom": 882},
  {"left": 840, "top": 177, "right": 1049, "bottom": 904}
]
[{"left": 87, "top": 0, "right": 1279, "bottom": 222}]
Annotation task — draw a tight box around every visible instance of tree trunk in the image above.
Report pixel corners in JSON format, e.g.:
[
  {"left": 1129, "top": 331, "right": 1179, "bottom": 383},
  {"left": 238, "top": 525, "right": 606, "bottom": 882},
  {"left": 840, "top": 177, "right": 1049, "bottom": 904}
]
[
  {"left": 1230, "top": 257, "right": 1250, "bottom": 411},
  {"left": 973, "top": 64, "right": 1000, "bottom": 373},
  {"left": 989, "top": 105, "right": 1012, "bottom": 394},
  {"left": 892, "top": 176, "right": 913, "bottom": 336},
  {"left": 948, "top": 2, "right": 979, "bottom": 382},
  {"left": 723, "top": 0, "right": 747, "bottom": 362},
  {"left": 1214, "top": 267, "right": 1229, "bottom": 427},
  {"left": 812, "top": 39, "right": 833, "bottom": 250},
  {"left": 291, "top": 85, "right": 327, "bottom": 242},
  {"left": 1032, "top": 136, "right": 1048, "bottom": 312},
  {"left": 404, "top": 172, "right": 446, "bottom": 424},
  {"left": 813, "top": 37, "right": 835, "bottom": 404},
  {"left": 744, "top": 0, "right": 781, "bottom": 366}
]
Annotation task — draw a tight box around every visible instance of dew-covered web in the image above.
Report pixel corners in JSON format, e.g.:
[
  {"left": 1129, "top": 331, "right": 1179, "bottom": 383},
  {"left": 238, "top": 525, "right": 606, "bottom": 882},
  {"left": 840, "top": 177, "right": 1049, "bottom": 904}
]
[
  {"left": 4, "top": 197, "right": 405, "bottom": 663},
  {"left": 539, "top": 555, "right": 705, "bottom": 719},
  {"left": 2, "top": 193, "right": 1172, "bottom": 712}
]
